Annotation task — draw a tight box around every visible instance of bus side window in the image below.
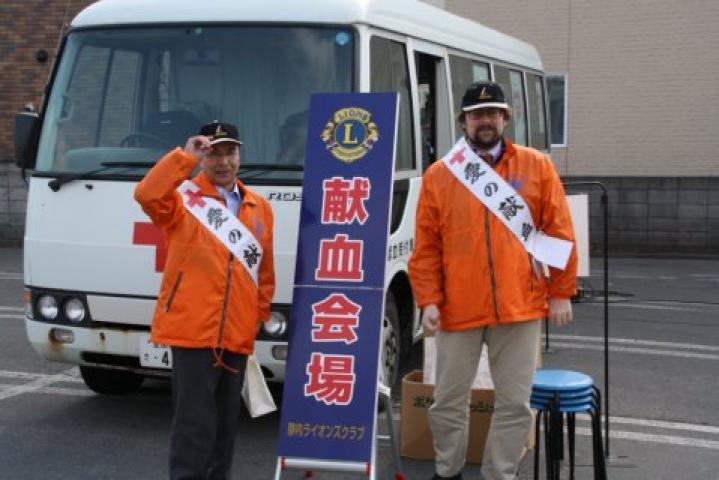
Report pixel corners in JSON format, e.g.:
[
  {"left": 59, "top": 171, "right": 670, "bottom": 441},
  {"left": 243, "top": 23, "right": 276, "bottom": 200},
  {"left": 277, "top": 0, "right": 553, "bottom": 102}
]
[
  {"left": 414, "top": 52, "right": 451, "bottom": 171},
  {"left": 449, "top": 55, "right": 489, "bottom": 140},
  {"left": 494, "top": 65, "right": 528, "bottom": 146},
  {"left": 370, "top": 36, "right": 416, "bottom": 173},
  {"left": 527, "top": 73, "right": 548, "bottom": 151},
  {"left": 371, "top": 36, "right": 417, "bottom": 234}
]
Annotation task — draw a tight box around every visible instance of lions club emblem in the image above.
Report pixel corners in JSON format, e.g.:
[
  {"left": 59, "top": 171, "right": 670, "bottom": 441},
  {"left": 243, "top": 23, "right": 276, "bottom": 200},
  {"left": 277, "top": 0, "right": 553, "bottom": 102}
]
[{"left": 321, "top": 107, "right": 379, "bottom": 163}]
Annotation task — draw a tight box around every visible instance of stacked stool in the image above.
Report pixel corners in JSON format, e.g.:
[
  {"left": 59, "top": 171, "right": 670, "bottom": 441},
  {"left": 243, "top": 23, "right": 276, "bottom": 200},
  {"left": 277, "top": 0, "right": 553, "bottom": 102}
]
[{"left": 531, "top": 369, "right": 607, "bottom": 480}]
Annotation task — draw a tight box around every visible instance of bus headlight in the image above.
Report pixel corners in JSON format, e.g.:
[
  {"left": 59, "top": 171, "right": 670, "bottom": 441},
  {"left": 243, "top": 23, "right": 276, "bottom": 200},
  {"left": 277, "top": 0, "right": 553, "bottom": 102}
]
[
  {"left": 37, "top": 295, "right": 58, "bottom": 320},
  {"left": 63, "top": 297, "right": 86, "bottom": 323},
  {"left": 263, "top": 311, "right": 287, "bottom": 338}
]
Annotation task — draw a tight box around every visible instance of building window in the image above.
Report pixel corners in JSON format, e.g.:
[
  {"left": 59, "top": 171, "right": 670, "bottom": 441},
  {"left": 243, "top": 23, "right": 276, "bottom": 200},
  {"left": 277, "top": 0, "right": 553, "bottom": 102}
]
[{"left": 547, "top": 74, "right": 567, "bottom": 147}]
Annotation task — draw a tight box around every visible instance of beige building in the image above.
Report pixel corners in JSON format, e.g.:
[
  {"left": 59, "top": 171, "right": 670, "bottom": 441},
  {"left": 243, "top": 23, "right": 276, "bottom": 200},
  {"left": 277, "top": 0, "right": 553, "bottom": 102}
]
[
  {"left": 444, "top": 0, "right": 719, "bottom": 253},
  {"left": 2, "top": 0, "right": 718, "bottom": 252}
]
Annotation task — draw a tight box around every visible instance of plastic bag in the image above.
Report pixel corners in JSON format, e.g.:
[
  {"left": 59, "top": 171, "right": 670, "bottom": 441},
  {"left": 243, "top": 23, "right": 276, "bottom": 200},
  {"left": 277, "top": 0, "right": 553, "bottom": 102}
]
[{"left": 241, "top": 354, "right": 276, "bottom": 417}]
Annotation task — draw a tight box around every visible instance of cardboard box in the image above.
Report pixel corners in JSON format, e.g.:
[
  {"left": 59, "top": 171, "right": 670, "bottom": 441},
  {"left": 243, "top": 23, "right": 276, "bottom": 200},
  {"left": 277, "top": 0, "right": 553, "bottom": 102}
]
[
  {"left": 400, "top": 370, "right": 494, "bottom": 463},
  {"left": 400, "top": 370, "right": 535, "bottom": 464}
]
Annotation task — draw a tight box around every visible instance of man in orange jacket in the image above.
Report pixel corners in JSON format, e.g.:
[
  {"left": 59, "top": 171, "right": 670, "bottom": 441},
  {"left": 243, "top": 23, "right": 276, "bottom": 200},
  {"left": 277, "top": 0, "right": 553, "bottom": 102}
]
[
  {"left": 135, "top": 121, "right": 275, "bottom": 480},
  {"left": 408, "top": 82, "right": 577, "bottom": 480}
]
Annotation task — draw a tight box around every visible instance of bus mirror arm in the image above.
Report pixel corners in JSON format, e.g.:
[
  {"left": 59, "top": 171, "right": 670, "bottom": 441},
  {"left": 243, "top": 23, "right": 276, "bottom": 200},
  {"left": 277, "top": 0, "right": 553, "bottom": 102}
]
[{"left": 14, "top": 110, "right": 40, "bottom": 170}]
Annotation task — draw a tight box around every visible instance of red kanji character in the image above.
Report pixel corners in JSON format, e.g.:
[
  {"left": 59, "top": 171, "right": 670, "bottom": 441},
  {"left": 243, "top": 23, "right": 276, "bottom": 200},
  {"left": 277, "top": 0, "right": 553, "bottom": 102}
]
[
  {"left": 183, "top": 188, "right": 206, "bottom": 208},
  {"left": 304, "top": 353, "right": 356, "bottom": 405},
  {"left": 321, "top": 176, "right": 371, "bottom": 225},
  {"left": 449, "top": 149, "right": 465, "bottom": 165},
  {"left": 322, "top": 177, "right": 351, "bottom": 224},
  {"left": 311, "top": 293, "right": 361, "bottom": 344},
  {"left": 315, "top": 234, "right": 364, "bottom": 282}
]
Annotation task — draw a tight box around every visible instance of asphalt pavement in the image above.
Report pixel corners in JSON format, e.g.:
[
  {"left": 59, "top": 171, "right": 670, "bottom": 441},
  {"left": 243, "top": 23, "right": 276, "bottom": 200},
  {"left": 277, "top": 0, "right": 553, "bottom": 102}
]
[{"left": 0, "top": 247, "right": 717, "bottom": 479}]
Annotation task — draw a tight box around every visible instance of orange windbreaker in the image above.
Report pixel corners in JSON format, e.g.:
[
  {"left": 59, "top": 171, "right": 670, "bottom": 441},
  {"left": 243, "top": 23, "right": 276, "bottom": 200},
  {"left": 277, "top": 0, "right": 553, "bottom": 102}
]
[
  {"left": 408, "top": 140, "right": 577, "bottom": 331},
  {"left": 134, "top": 148, "right": 275, "bottom": 354}
]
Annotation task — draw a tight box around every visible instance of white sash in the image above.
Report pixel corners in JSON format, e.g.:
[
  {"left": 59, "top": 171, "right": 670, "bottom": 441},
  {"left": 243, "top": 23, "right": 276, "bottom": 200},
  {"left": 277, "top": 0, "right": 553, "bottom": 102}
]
[
  {"left": 178, "top": 180, "right": 263, "bottom": 286},
  {"left": 441, "top": 138, "right": 573, "bottom": 270}
]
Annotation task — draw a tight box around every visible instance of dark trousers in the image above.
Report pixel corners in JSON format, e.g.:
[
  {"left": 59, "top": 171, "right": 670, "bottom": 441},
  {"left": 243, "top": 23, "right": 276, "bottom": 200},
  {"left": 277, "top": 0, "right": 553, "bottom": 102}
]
[{"left": 169, "top": 347, "right": 247, "bottom": 480}]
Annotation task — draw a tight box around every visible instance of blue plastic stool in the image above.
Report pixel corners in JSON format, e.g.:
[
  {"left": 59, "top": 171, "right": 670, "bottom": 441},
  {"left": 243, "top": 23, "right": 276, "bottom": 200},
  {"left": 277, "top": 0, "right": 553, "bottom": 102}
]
[{"left": 531, "top": 369, "right": 607, "bottom": 480}]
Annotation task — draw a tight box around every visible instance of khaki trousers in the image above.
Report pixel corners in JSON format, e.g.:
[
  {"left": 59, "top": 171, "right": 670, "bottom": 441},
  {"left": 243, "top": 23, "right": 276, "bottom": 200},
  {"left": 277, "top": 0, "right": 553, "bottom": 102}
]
[{"left": 428, "top": 320, "right": 541, "bottom": 480}]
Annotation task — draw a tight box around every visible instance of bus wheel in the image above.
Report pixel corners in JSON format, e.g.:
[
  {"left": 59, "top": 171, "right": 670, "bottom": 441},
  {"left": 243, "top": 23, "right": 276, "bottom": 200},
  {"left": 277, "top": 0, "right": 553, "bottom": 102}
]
[
  {"left": 380, "top": 292, "right": 401, "bottom": 389},
  {"left": 80, "top": 366, "right": 144, "bottom": 395}
]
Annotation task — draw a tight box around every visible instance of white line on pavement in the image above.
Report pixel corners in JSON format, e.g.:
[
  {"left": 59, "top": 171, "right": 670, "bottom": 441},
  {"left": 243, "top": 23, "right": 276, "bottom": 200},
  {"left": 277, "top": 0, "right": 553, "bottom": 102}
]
[
  {"left": 0, "top": 370, "right": 82, "bottom": 383},
  {"left": 0, "top": 306, "right": 23, "bottom": 312},
  {"left": 0, "top": 272, "right": 23, "bottom": 280},
  {"left": 575, "top": 414, "right": 719, "bottom": 435},
  {"left": 0, "top": 314, "right": 24, "bottom": 320},
  {"left": 0, "top": 383, "right": 92, "bottom": 397},
  {"left": 549, "top": 341, "right": 719, "bottom": 360},
  {"left": 590, "top": 274, "right": 679, "bottom": 280},
  {"left": 547, "top": 334, "right": 719, "bottom": 352},
  {"left": 0, "top": 368, "right": 79, "bottom": 401},
  {"left": 584, "top": 302, "right": 713, "bottom": 312},
  {"left": 574, "top": 427, "right": 719, "bottom": 450}
]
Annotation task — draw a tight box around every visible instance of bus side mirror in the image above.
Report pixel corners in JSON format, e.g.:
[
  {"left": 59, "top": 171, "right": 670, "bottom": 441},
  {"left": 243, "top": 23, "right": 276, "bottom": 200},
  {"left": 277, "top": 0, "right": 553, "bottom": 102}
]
[{"left": 14, "top": 110, "right": 40, "bottom": 169}]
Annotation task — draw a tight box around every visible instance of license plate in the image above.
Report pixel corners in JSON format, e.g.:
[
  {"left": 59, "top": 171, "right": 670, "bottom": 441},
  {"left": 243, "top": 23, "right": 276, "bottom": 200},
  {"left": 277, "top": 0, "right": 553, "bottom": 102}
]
[{"left": 139, "top": 336, "right": 172, "bottom": 369}]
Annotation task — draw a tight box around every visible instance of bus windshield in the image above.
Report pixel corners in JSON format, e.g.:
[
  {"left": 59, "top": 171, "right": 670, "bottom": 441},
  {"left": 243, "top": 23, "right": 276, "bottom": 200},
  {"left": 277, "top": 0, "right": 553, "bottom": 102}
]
[{"left": 36, "top": 26, "right": 355, "bottom": 183}]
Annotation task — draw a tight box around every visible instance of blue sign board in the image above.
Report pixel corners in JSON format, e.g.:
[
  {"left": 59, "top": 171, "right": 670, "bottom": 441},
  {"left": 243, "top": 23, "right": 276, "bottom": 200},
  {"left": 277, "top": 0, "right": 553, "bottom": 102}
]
[{"left": 277, "top": 92, "right": 399, "bottom": 464}]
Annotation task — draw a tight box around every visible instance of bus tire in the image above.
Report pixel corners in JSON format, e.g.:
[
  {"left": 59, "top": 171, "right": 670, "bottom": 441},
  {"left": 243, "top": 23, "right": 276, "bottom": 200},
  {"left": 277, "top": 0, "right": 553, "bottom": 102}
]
[
  {"left": 380, "top": 292, "right": 401, "bottom": 389},
  {"left": 80, "top": 366, "right": 144, "bottom": 395}
]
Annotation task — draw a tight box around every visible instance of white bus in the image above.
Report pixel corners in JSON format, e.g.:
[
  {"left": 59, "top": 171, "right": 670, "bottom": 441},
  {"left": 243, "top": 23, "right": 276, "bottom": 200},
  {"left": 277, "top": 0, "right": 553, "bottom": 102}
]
[{"left": 15, "top": 0, "right": 550, "bottom": 394}]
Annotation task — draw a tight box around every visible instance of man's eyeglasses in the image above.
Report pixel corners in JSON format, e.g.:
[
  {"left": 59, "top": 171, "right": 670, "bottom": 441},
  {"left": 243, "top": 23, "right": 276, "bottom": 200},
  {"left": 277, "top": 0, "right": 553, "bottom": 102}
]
[{"left": 465, "top": 108, "right": 503, "bottom": 120}]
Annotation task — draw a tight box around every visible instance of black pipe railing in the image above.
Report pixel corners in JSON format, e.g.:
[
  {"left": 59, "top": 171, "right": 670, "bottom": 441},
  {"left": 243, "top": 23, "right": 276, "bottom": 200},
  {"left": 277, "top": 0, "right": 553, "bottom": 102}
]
[{"left": 551, "top": 181, "right": 611, "bottom": 457}]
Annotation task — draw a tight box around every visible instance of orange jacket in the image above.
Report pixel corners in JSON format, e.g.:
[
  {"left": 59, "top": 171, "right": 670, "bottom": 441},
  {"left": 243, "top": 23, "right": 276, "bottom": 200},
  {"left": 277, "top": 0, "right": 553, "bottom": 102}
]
[
  {"left": 134, "top": 148, "right": 275, "bottom": 354},
  {"left": 408, "top": 140, "right": 577, "bottom": 331}
]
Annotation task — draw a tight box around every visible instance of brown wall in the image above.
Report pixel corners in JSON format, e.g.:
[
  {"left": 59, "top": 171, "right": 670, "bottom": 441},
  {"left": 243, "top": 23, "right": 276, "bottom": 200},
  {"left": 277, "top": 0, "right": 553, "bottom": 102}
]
[{"left": 0, "top": 0, "right": 95, "bottom": 164}]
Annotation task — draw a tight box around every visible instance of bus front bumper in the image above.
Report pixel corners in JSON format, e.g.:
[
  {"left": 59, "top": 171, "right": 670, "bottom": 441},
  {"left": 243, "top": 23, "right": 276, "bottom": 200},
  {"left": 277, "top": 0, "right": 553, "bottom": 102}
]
[
  {"left": 24, "top": 317, "right": 163, "bottom": 375},
  {"left": 26, "top": 317, "right": 287, "bottom": 380}
]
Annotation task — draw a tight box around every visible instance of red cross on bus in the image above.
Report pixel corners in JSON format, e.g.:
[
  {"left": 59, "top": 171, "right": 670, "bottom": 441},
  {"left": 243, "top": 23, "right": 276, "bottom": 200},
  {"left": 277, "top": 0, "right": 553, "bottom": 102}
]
[{"left": 132, "top": 222, "right": 167, "bottom": 272}]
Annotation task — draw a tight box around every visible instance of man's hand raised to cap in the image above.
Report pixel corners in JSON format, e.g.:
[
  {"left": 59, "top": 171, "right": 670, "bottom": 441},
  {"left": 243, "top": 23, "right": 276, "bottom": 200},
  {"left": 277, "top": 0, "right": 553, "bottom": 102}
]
[{"left": 184, "top": 135, "right": 212, "bottom": 158}]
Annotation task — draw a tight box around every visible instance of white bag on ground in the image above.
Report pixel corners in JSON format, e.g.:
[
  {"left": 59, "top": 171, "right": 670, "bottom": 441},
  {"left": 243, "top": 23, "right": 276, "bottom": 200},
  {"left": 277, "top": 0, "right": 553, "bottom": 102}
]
[{"left": 242, "top": 354, "right": 276, "bottom": 417}]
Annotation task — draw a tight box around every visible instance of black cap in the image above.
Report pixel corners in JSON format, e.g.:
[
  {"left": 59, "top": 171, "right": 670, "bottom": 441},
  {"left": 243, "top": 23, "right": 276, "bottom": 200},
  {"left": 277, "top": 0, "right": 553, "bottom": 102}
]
[
  {"left": 198, "top": 121, "right": 243, "bottom": 146},
  {"left": 461, "top": 82, "right": 509, "bottom": 112}
]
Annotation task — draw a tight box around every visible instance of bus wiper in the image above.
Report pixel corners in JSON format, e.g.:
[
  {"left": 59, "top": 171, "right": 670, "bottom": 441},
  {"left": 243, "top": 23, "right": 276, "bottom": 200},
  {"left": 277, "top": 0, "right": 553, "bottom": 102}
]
[
  {"left": 238, "top": 163, "right": 303, "bottom": 180},
  {"left": 48, "top": 161, "right": 155, "bottom": 192},
  {"left": 239, "top": 164, "right": 303, "bottom": 172}
]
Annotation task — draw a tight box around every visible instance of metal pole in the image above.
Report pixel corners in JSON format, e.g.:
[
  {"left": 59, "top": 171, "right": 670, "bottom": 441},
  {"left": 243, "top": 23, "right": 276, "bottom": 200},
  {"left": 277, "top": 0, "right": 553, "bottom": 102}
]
[
  {"left": 562, "top": 181, "right": 610, "bottom": 457},
  {"left": 544, "top": 317, "right": 550, "bottom": 351},
  {"left": 602, "top": 189, "right": 610, "bottom": 456}
]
